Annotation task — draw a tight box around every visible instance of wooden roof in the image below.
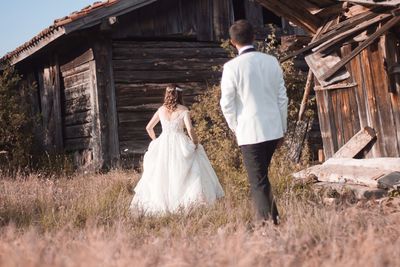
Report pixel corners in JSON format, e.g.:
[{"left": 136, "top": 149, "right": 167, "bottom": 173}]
[
  {"left": 0, "top": 0, "right": 156, "bottom": 66},
  {"left": 257, "top": 0, "right": 400, "bottom": 86},
  {"left": 257, "top": 0, "right": 400, "bottom": 33}
]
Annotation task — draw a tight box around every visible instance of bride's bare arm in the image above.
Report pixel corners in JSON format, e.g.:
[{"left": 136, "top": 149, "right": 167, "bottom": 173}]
[
  {"left": 145, "top": 110, "right": 160, "bottom": 140},
  {"left": 183, "top": 111, "right": 199, "bottom": 147}
]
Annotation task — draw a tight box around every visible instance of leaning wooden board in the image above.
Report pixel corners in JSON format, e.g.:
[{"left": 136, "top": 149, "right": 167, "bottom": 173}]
[{"left": 332, "top": 126, "right": 376, "bottom": 158}]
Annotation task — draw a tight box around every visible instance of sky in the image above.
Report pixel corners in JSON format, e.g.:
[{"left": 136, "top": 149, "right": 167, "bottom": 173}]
[{"left": 0, "top": 0, "right": 96, "bottom": 57}]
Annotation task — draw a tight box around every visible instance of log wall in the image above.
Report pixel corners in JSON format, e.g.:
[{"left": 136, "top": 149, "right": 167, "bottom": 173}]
[
  {"left": 111, "top": 0, "right": 234, "bottom": 41},
  {"left": 60, "top": 49, "right": 101, "bottom": 169},
  {"left": 316, "top": 35, "right": 400, "bottom": 158},
  {"left": 112, "top": 41, "right": 228, "bottom": 164}
]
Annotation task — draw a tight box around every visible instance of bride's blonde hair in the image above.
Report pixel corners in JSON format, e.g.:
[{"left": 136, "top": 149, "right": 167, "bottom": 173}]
[{"left": 164, "top": 84, "right": 183, "bottom": 111}]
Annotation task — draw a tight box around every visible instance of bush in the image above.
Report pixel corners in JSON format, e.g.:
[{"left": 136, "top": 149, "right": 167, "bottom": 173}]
[{"left": 0, "top": 66, "right": 36, "bottom": 173}]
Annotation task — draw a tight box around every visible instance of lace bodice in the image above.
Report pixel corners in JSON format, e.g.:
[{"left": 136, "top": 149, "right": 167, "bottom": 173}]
[{"left": 159, "top": 110, "right": 188, "bottom": 134}]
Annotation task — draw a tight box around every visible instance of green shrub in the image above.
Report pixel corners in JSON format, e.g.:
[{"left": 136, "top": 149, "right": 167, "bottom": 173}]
[{"left": 0, "top": 66, "right": 36, "bottom": 174}]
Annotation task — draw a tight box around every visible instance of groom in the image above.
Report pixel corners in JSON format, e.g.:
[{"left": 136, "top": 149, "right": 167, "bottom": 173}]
[{"left": 220, "top": 20, "right": 288, "bottom": 225}]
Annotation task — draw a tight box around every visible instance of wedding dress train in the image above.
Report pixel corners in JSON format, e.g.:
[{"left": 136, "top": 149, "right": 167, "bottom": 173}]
[{"left": 130, "top": 109, "right": 224, "bottom": 215}]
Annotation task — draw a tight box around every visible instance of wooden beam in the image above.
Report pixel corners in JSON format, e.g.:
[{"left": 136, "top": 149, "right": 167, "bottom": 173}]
[
  {"left": 280, "top": 12, "right": 391, "bottom": 62},
  {"left": 298, "top": 70, "right": 313, "bottom": 121},
  {"left": 312, "top": 3, "right": 345, "bottom": 18},
  {"left": 320, "top": 16, "right": 400, "bottom": 81},
  {"left": 9, "top": 28, "right": 65, "bottom": 65},
  {"left": 64, "top": 0, "right": 157, "bottom": 34},
  {"left": 332, "top": 126, "right": 376, "bottom": 158},
  {"left": 324, "top": 157, "right": 400, "bottom": 171},
  {"left": 294, "top": 163, "right": 383, "bottom": 187},
  {"left": 258, "top": 0, "right": 320, "bottom": 33},
  {"left": 93, "top": 38, "right": 121, "bottom": 169},
  {"left": 312, "top": 13, "right": 391, "bottom": 53},
  {"left": 314, "top": 82, "right": 358, "bottom": 91},
  {"left": 60, "top": 49, "right": 94, "bottom": 72}
]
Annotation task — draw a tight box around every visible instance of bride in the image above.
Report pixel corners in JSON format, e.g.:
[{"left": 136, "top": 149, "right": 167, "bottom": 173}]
[{"left": 130, "top": 84, "right": 224, "bottom": 215}]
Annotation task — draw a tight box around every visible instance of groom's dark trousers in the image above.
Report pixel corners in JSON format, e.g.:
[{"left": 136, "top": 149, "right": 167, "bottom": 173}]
[{"left": 240, "top": 139, "right": 279, "bottom": 224}]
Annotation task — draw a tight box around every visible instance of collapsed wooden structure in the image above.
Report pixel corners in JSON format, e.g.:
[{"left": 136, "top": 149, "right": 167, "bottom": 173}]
[
  {"left": 258, "top": 0, "right": 400, "bottom": 197},
  {"left": 0, "top": 0, "right": 289, "bottom": 170},
  {"left": 258, "top": 0, "right": 400, "bottom": 159}
]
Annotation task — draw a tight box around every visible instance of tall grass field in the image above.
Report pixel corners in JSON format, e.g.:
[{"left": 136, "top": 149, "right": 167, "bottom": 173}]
[{"left": 1, "top": 158, "right": 399, "bottom": 267}]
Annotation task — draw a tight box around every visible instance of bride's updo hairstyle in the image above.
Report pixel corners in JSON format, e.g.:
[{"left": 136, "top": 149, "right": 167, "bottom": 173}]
[{"left": 164, "top": 84, "right": 184, "bottom": 111}]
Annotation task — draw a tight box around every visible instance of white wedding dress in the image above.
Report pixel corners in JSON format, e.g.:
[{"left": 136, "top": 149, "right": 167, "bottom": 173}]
[{"left": 130, "top": 107, "right": 224, "bottom": 215}]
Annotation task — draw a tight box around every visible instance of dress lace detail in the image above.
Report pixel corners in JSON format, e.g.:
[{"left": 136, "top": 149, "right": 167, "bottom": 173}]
[{"left": 159, "top": 110, "right": 187, "bottom": 134}]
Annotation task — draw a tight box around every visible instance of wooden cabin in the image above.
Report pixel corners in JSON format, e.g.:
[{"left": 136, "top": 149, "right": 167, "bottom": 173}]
[
  {"left": 0, "top": 0, "right": 287, "bottom": 170},
  {"left": 258, "top": 0, "right": 400, "bottom": 159}
]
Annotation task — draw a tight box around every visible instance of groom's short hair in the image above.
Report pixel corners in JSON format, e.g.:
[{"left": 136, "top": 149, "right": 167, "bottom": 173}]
[{"left": 229, "top": 20, "right": 254, "bottom": 46}]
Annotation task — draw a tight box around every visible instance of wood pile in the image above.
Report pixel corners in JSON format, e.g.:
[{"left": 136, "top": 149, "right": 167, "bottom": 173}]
[{"left": 294, "top": 127, "right": 400, "bottom": 200}]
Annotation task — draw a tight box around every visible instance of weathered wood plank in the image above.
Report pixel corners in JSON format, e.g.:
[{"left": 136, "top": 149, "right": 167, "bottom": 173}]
[
  {"left": 320, "top": 16, "right": 400, "bottom": 81},
  {"left": 244, "top": 0, "right": 264, "bottom": 28},
  {"left": 115, "top": 82, "right": 206, "bottom": 95},
  {"left": 60, "top": 49, "right": 94, "bottom": 72},
  {"left": 88, "top": 59, "right": 102, "bottom": 170},
  {"left": 8, "top": 28, "right": 65, "bottom": 65},
  {"left": 312, "top": 13, "right": 392, "bottom": 53},
  {"left": 117, "top": 103, "right": 160, "bottom": 112},
  {"left": 360, "top": 48, "right": 381, "bottom": 157},
  {"left": 294, "top": 164, "right": 382, "bottom": 187},
  {"left": 280, "top": 12, "right": 391, "bottom": 62},
  {"left": 196, "top": 0, "right": 213, "bottom": 41},
  {"left": 64, "top": 0, "right": 158, "bottom": 33},
  {"left": 60, "top": 63, "right": 90, "bottom": 78},
  {"left": 384, "top": 33, "right": 400, "bottom": 153},
  {"left": 331, "top": 89, "right": 344, "bottom": 148},
  {"left": 116, "top": 86, "right": 200, "bottom": 99},
  {"left": 114, "top": 70, "right": 220, "bottom": 83},
  {"left": 112, "top": 41, "right": 221, "bottom": 49},
  {"left": 65, "top": 124, "right": 93, "bottom": 139},
  {"left": 212, "top": 0, "right": 233, "bottom": 40},
  {"left": 298, "top": 70, "right": 313, "bottom": 121},
  {"left": 64, "top": 111, "right": 92, "bottom": 126},
  {"left": 93, "top": 38, "right": 121, "bottom": 168},
  {"left": 64, "top": 137, "right": 91, "bottom": 152},
  {"left": 259, "top": 0, "right": 320, "bottom": 33},
  {"left": 332, "top": 126, "right": 376, "bottom": 158},
  {"left": 340, "top": 44, "right": 360, "bottom": 143},
  {"left": 372, "top": 38, "right": 399, "bottom": 157},
  {"left": 63, "top": 70, "right": 91, "bottom": 88},
  {"left": 38, "top": 59, "right": 63, "bottom": 153},
  {"left": 314, "top": 82, "right": 358, "bottom": 91},
  {"left": 64, "top": 83, "right": 91, "bottom": 101},
  {"left": 325, "top": 157, "right": 400, "bottom": 171},
  {"left": 112, "top": 57, "right": 227, "bottom": 71},
  {"left": 117, "top": 95, "right": 197, "bottom": 107},
  {"left": 315, "top": 89, "right": 337, "bottom": 158},
  {"left": 306, "top": 51, "right": 350, "bottom": 86},
  {"left": 112, "top": 47, "right": 228, "bottom": 60},
  {"left": 52, "top": 59, "right": 63, "bottom": 152},
  {"left": 65, "top": 94, "right": 91, "bottom": 115}
]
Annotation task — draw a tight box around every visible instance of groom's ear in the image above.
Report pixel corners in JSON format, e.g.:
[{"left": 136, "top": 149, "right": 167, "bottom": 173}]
[{"left": 230, "top": 39, "right": 237, "bottom": 48}]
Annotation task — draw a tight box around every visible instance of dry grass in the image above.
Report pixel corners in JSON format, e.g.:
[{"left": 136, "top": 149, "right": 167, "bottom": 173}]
[{"left": 1, "top": 166, "right": 400, "bottom": 267}]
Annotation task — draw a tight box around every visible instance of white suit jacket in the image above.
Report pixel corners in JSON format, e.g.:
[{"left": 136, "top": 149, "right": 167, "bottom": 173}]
[{"left": 220, "top": 50, "right": 288, "bottom": 146}]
